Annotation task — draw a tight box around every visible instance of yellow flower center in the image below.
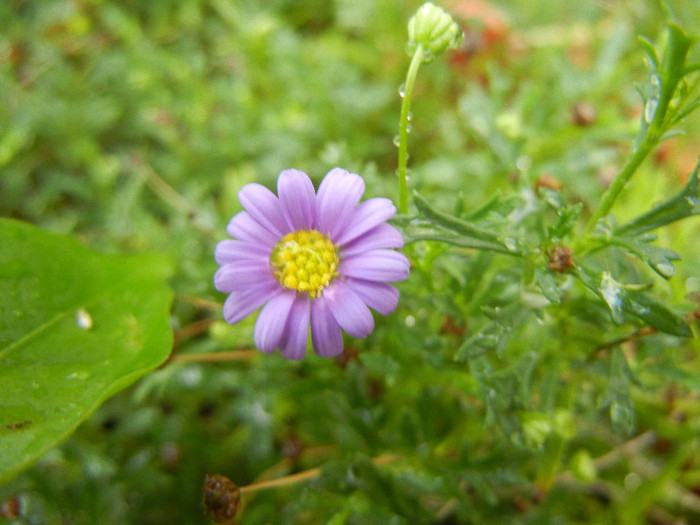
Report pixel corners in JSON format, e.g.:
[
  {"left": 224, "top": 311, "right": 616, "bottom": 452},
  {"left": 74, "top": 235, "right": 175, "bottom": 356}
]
[{"left": 270, "top": 229, "right": 339, "bottom": 297}]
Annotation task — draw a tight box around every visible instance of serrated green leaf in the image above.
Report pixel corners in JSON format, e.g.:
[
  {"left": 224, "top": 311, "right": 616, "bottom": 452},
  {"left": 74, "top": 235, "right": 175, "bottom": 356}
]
[
  {"left": 599, "top": 272, "right": 626, "bottom": 325},
  {"left": 404, "top": 232, "right": 513, "bottom": 253},
  {"left": 413, "top": 191, "right": 515, "bottom": 254},
  {"left": 550, "top": 203, "right": 583, "bottom": 240},
  {"left": 615, "top": 161, "right": 700, "bottom": 235},
  {"left": 539, "top": 187, "right": 583, "bottom": 239},
  {"left": 455, "top": 307, "right": 530, "bottom": 362},
  {"left": 608, "top": 235, "right": 680, "bottom": 279},
  {"left": 638, "top": 35, "right": 659, "bottom": 69},
  {"left": 0, "top": 219, "right": 174, "bottom": 483},
  {"left": 655, "top": 23, "right": 693, "bottom": 126},
  {"left": 535, "top": 268, "right": 562, "bottom": 304},
  {"left": 538, "top": 187, "right": 565, "bottom": 210},
  {"left": 624, "top": 288, "right": 692, "bottom": 337},
  {"left": 575, "top": 266, "right": 691, "bottom": 336},
  {"left": 462, "top": 191, "right": 503, "bottom": 221},
  {"left": 597, "top": 349, "right": 635, "bottom": 435},
  {"left": 359, "top": 352, "right": 401, "bottom": 386}
]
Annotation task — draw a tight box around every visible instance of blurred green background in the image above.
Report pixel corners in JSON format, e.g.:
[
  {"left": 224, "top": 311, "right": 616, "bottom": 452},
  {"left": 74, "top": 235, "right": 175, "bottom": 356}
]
[{"left": 1, "top": 0, "right": 699, "bottom": 523}]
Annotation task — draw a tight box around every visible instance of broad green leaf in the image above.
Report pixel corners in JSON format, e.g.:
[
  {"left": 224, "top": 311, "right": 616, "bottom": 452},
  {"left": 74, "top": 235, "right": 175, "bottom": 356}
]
[{"left": 0, "top": 219, "right": 174, "bottom": 483}]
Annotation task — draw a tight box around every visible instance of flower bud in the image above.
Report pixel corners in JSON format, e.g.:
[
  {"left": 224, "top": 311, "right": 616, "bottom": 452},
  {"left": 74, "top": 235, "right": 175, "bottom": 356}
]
[{"left": 407, "top": 2, "right": 464, "bottom": 62}]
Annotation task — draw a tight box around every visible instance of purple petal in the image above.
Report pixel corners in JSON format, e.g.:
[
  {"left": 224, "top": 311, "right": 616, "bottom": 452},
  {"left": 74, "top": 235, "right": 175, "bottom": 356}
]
[
  {"left": 310, "top": 297, "right": 344, "bottom": 357},
  {"left": 323, "top": 280, "right": 374, "bottom": 338},
  {"left": 316, "top": 168, "right": 364, "bottom": 239},
  {"left": 345, "top": 278, "right": 400, "bottom": 315},
  {"left": 279, "top": 294, "right": 310, "bottom": 360},
  {"left": 340, "top": 224, "right": 404, "bottom": 256},
  {"left": 334, "top": 198, "right": 396, "bottom": 247},
  {"left": 277, "top": 169, "right": 316, "bottom": 231},
  {"left": 254, "top": 290, "right": 297, "bottom": 353},
  {"left": 227, "top": 211, "right": 278, "bottom": 248},
  {"left": 215, "top": 240, "right": 270, "bottom": 265},
  {"left": 340, "top": 249, "right": 410, "bottom": 283},
  {"left": 239, "top": 183, "right": 289, "bottom": 237},
  {"left": 214, "top": 260, "right": 272, "bottom": 292},
  {"left": 222, "top": 282, "right": 281, "bottom": 325}
]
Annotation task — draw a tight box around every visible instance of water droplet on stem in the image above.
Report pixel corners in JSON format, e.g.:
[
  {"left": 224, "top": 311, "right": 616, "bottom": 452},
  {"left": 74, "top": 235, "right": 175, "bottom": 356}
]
[{"left": 644, "top": 98, "right": 658, "bottom": 124}]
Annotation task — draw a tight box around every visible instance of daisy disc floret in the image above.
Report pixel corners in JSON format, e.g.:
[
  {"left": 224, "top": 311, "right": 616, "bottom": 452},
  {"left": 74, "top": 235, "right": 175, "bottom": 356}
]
[{"left": 214, "top": 168, "right": 410, "bottom": 360}]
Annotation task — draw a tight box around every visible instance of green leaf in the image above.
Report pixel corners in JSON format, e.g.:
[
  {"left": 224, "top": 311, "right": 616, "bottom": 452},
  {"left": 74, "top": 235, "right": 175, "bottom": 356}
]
[
  {"left": 597, "top": 349, "right": 635, "bottom": 435},
  {"left": 550, "top": 203, "right": 584, "bottom": 240},
  {"left": 623, "top": 287, "right": 692, "bottom": 337},
  {"left": 637, "top": 35, "right": 659, "bottom": 70},
  {"left": 0, "top": 219, "right": 174, "bottom": 483},
  {"left": 455, "top": 306, "right": 530, "bottom": 361},
  {"left": 404, "top": 231, "right": 513, "bottom": 253},
  {"left": 539, "top": 187, "right": 584, "bottom": 240},
  {"left": 359, "top": 352, "right": 401, "bottom": 386},
  {"left": 412, "top": 191, "right": 516, "bottom": 254},
  {"left": 535, "top": 268, "right": 562, "bottom": 304},
  {"left": 615, "top": 161, "right": 700, "bottom": 235},
  {"left": 607, "top": 234, "right": 681, "bottom": 279},
  {"left": 598, "top": 272, "right": 626, "bottom": 325},
  {"left": 575, "top": 267, "right": 691, "bottom": 337},
  {"left": 641, "top": 23, "right": 693, "bottom": 132}
]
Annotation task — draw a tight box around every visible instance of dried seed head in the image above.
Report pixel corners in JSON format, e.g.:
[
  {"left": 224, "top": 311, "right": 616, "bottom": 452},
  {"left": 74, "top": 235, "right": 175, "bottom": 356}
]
[
  {"left": 202, "top": 474, "right": 241, "bottom": 523},
  {"left": 548, "top": 246, "right": 575, "bottom": 272}
]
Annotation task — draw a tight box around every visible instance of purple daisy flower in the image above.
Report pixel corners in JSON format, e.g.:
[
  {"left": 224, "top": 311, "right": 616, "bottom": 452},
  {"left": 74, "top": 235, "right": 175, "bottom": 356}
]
[{"left": 214, "top": 168, "right": 410, "bottom": 360}]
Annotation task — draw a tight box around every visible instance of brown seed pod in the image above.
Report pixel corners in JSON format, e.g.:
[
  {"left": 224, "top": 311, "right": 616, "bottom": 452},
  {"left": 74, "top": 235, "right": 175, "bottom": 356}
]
[{"left": 202, "top": 474, "right": 241, "bottom": 523}]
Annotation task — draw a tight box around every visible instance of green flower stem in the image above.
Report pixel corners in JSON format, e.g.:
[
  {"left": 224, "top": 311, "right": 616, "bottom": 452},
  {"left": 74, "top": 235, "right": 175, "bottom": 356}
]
[
  {"left": 583, "top": 23, "right": 692, "bottom": 237},
  {"left": 583, "top": 129, "right": 659, "bottom": 236},
  {"left": 398, "top": 45, "right": 424, "bottom": 214}
]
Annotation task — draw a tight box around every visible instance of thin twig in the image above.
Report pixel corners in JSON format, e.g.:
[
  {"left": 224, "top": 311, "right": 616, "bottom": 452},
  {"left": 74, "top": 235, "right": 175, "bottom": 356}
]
[
  {"left": 173, "top": 318, "right": 215, "bottom": 346},
  {"left": 591, "top": 430, "right": 658, "bottom": 471},
  {"left": 134, "top": 158, "right": 218, "bottom": 238},
  {"left": 239, "top": 454, "right": 399, "bottom": 494},
  {"left": 177, "top": 294, "right": 223, "bottom": 311},
  {"left": 169, "top": 350, "right": 257, "bottom": 363}
]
